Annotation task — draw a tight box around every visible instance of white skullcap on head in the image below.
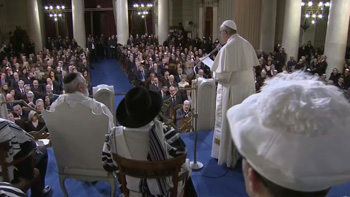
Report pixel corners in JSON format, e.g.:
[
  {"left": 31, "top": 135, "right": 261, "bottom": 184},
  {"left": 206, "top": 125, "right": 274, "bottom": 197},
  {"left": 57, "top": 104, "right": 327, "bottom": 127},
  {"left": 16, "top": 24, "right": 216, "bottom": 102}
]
[
  {"left": 227, "top": 71, "right": 350, "bottom": 192},
  {"left": 222, "top": 20, "right": 237, "bottom": 31}
]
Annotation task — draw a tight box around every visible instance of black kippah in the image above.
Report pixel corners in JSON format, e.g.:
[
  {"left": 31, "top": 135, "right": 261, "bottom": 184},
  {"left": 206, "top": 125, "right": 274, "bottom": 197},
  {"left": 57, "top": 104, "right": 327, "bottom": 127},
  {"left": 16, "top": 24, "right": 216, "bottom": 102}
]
[{"left": 64, "top": 73, "right": 77, "bottom": 84}]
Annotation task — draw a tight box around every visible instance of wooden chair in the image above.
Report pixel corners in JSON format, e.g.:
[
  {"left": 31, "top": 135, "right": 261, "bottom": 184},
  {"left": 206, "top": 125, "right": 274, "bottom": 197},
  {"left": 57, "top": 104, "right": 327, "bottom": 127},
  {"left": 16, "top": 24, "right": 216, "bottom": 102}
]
[
  {"left": 170, "top": 104, "right": 183, "bottom": 125},
  {"left": 42, "top": 102, "right": 116, "bottom": 197},
  {"left": 0, "top": 140, "right": 40, "bottom": 192},
  {"left": 113, "top": 153, "right": 188, "bottom": 197},
  {"left": 179, "top": 112, "right": 193, "bottom": 133}
]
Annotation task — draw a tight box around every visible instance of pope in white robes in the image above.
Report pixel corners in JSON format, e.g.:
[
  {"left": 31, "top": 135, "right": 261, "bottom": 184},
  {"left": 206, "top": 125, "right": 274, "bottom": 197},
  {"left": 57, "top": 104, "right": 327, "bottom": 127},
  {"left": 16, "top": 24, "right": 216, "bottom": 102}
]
[{"left": 211, "top": 20, "right": 258, "bottom": 167}]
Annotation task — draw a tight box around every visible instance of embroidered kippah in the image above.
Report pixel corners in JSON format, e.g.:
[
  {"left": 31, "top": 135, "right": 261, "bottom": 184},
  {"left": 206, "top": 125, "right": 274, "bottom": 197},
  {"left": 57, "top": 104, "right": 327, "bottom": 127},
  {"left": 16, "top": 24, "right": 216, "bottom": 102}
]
[{"left": 63, "top": 73, "right": 77, "bottom": 84}]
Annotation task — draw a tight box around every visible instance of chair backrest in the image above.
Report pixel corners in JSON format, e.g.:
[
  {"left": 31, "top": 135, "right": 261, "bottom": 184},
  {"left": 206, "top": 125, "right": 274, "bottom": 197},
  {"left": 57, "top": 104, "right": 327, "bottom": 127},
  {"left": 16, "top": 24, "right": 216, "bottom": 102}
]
[
  {"left": 170, "top": 104, "right": 183, "bottom": 119},
  {"left": 192, "top": 78, "right": 216, "bottom": 131},
  {"left": 0, "top": 93, "right": 8, "bottom": 119},
  {"left": 0, "top": 140, "right": 35, "bottom": 182},
  {"left": 113, "top": 153, "right": 187, "bottom": 197},
  {"left": 93, "top": 84, "right": 116, "bottom": 124},
  {"left": 42, "top": 102, "right": 109, "bottom": 172}
]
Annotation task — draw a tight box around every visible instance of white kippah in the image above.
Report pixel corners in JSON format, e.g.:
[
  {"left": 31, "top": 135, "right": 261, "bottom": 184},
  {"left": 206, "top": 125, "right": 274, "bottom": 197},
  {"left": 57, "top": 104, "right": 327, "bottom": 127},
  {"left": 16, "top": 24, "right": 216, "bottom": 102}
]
[{"left": 227, "top": 71, "right": 350, "bottom": 192}]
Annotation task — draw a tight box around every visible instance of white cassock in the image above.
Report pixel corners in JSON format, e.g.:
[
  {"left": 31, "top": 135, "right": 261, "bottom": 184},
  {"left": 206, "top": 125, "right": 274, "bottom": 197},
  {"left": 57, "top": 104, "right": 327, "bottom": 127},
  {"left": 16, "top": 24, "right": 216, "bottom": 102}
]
[{"left": 211, "top": 34, "right": 258, "bottom": 167}]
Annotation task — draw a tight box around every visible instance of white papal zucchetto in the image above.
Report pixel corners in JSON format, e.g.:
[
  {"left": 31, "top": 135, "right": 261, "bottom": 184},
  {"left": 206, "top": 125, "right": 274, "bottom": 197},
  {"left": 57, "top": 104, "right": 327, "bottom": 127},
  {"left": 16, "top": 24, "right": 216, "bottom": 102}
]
[{"left": 227, "top": 71, "right": 350, "bottom": 192}]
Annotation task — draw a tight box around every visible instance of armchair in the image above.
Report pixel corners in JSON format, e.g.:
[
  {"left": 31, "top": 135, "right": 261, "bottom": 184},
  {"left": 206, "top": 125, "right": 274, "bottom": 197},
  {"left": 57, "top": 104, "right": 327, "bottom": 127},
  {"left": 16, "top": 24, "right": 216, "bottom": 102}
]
[
  {"left": 113, "top": 153, "right": 188, "bottom": 197},
  {"left": 42, "top": 102, "right": 116, "bottom": 197}
]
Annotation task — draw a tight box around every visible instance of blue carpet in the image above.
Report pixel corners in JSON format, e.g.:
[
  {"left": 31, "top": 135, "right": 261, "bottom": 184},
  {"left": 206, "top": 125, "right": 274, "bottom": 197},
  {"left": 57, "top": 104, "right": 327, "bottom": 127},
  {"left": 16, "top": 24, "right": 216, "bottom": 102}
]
[
  {"left": 44, "top": 131, "right": 350, "bottom": 197},
  {"left": 90, "top": 59, "right": 133, "bottom": 110},
  {"left": 182, "top": 131, "right": 350, "bottom": 197},
  {"left": 41, "top": 60, "right": 350, "bottom": 196}
]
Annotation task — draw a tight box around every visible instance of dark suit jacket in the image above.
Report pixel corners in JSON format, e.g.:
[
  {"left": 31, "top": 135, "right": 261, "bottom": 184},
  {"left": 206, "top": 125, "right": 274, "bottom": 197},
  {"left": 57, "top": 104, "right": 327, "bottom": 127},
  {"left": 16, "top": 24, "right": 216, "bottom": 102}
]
[
  {"left": 14, "top": 110, "right": 29, "bottom": 121},
  {"left": 137, "top": 70, "right": 149, "bottom": 85},
  {"left": 149, "top": 83, "right": 162, "bottom": 93},
  {"left": 169, "top": 93, "right": 183, "bottom": 107},
  {"left": 52, "top": 81, "right": 62, "bottom": 94},
  {"left": 316, "top": 61, "right": 328, "bottom": 76}
]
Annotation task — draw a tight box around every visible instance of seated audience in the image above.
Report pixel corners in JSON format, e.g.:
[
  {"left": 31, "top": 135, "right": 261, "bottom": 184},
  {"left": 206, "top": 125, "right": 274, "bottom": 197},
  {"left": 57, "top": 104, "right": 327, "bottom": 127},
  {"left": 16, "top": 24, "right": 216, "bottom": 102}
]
[{"left": 227, "top": 71, "right": 350, "bottom": 197}]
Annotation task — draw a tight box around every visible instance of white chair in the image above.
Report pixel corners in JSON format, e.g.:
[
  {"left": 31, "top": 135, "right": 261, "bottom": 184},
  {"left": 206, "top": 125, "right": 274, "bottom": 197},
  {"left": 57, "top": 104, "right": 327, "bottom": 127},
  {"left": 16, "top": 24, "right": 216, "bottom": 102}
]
[
  {"left": 192, "top": 78, "right": 216, "bottom": 131},
  {"left": 93, "top": 84, "right": 116, "bottom": 125},
  {"left": 42, "top": 102, "right": 116, "bottom": 197}
]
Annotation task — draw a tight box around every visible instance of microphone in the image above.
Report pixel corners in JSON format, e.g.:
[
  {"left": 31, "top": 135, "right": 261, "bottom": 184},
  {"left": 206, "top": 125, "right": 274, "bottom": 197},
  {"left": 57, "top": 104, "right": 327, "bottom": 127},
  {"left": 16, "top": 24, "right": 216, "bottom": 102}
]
[{"left": 206, "top": 44, "right": 222, "bottom": 57}]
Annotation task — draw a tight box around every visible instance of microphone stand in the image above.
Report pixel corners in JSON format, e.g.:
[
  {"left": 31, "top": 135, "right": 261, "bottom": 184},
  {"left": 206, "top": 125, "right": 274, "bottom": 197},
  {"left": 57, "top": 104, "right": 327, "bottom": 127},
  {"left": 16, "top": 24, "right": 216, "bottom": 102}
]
[{"left": 190, "top": 69, "right": 203, "bottom": 171}]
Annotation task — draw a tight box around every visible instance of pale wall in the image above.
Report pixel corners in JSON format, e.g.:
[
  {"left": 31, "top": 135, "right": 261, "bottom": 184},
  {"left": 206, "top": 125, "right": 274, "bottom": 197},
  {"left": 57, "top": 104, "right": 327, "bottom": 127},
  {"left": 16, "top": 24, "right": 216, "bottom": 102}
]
[{"left": 0, "top": 0, "right": 29, "bottom": 44}]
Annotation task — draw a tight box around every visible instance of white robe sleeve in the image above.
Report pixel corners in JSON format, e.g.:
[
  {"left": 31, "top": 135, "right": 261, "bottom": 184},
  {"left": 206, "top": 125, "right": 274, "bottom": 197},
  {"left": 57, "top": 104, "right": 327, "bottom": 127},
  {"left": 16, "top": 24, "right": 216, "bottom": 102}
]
[{"left": 214, "top": 71, "right": 232, "bottom": 86}]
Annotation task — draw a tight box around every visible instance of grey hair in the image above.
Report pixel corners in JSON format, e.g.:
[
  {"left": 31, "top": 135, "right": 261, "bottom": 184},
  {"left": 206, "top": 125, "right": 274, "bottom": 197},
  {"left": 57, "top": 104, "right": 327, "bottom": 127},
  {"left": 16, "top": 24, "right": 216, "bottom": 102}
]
[
  {"left": 13, "top": 104, "right": 22, "bottom": 111},
  {"left": 36, "top": 98, "right": 44, "bottom": 105},
  {"left": 63, "top": 72, "right": 85, "bottom": 94}
]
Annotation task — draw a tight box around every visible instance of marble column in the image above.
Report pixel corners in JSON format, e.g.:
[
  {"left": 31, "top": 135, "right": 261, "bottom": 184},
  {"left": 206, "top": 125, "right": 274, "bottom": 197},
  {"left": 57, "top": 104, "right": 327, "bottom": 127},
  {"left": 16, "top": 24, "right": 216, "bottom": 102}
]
[
  {"left": 72, "top": 0, "right": 86, "bottom": 48},
  {"left": 27, "top": 0, "right": 43, "bottom": 52},
  {"left": 158, "top": 0, "right": 169, "bottom": 45},
  {"left": 112, "top": 0, "right": 118, "bottom": 35},
  {"left": 212, "top": 6, "right": 218, "bottom": 40},
  {"left": 198, "top": 4, "right": 205, "bottom": 39},
  {"left": 324, "top": 0, "right": 350, "bottom": 77},
  {"left": 115, "top": 0, "right": 129, "bottom": 45},
  {"left": 282, "top": 0, "right": 302, "bottom": 60},
  {"left": 260, "top": 0, "right": 277, "bottom": 53}
]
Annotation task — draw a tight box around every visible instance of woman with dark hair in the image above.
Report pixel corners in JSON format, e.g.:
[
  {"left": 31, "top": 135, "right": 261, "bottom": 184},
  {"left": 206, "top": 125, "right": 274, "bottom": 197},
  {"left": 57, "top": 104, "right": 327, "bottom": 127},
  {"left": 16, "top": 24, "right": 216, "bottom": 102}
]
[
  {"left": 49, "top": 70, "right": 56, "bottom": 82},
  {"left": 44, "top": 95, "right": 51, "bottom": 110},
  {"left": 1, "top": 83, "right": 9, "bottom": 94}
]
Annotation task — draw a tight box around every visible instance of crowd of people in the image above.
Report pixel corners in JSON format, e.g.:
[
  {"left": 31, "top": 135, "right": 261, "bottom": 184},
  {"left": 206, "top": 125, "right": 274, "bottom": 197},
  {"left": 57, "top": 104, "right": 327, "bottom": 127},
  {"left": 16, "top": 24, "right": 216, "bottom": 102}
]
[
  {"left": 0, "top": 35, "right": 92, "bottom": 131},
  {"left": 255, "top": 42, "right": 350, "bottom": 94},
  {"left": 0, "top": 35, "right": 92, "bottom": 195}
]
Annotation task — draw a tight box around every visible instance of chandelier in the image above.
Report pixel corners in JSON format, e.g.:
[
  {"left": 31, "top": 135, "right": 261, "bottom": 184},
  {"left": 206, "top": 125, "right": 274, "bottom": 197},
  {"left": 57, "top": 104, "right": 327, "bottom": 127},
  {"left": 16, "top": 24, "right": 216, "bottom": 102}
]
[
  {"left": 44, "top": 4, "right": 65, "bottom": 21},
  {"left": 301, "top": 1, "right": 330, "bottom": 24},
  {"left": 133, "top": 3, "right": 153, "bottom": 18}
]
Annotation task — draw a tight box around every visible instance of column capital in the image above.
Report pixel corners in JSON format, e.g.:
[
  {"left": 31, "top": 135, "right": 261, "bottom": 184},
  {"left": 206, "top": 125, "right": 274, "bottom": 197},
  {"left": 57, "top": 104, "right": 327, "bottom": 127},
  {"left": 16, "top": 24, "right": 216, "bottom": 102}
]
[
  {"left": 203, "top": 0, "right": 219, "bottom": 7},
  {"left": 197, "top": 0, "right": 204, "bottom": 7}
]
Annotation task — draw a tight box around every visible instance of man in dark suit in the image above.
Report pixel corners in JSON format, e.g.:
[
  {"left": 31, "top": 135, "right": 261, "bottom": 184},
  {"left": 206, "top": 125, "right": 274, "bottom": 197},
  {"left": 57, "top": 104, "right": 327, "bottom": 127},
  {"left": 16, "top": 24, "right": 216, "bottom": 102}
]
[
  {"left": 31, "top": 80, "right": 43, "bottom": 100},
  {"left": 13, "top": 105, "right": 29, "bottom": 121},
  {"left": 169, "top": 86, "right": 183, "bottom": 107},
  {"left": 315, "top": 55, "right": 328, "bottom": 76},
  {"left": 0, "top": 72, "right": 9, "bottom": 86},
  {"left": 9, "top": 72, "right": 21, "bottom": 89},
  {"left": 175, "top": 100, "right": 191, "bottom": 128},
  {"left": 137, "top": 65, "right": 148, "bottom": 86},
  {"left": 149, "top": 77, "right": 162, "bottom": 93},
  {"left": 168, "top": 75, "right": 178, "bottom": 88},
  {"left": 6, "top": 93, "right": 15, "bottom": 112},
  {"left": 160, "top": 85, "right": 170, "bottom": 100}
]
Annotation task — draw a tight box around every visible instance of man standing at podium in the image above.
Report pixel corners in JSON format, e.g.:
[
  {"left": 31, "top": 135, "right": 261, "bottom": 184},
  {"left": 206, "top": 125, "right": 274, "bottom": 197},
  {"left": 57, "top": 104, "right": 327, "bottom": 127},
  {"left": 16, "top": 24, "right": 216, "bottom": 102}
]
[{"left": 211, "top": 20, "right": 258, "bottom": 168}]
